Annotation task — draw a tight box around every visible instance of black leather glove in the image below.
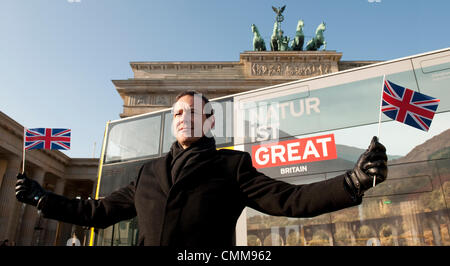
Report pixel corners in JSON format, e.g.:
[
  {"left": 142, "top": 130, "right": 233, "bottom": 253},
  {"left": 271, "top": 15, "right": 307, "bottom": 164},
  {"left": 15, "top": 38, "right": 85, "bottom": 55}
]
[
  {"left": 15, "top": 173, "right": 47, "bottom": 207},
  {"left": 345, "top": 136, "right": 388, "bottom": 198}
]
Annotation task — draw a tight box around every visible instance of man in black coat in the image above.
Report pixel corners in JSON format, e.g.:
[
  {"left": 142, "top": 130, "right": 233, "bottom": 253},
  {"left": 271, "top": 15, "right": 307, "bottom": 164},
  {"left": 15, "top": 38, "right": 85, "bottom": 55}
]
[{"left": 16, "top": 91, "right": 388, "bottom": 246}]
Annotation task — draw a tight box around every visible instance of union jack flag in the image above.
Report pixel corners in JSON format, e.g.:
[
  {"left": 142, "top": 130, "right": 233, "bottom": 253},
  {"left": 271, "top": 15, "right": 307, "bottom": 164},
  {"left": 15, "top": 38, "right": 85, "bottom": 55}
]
[
  {"left": 24, "top": 128, "right": 71, "bottom": 150},
  {"left": 382, "top": 79, "right": 440, "bottom": 131}
]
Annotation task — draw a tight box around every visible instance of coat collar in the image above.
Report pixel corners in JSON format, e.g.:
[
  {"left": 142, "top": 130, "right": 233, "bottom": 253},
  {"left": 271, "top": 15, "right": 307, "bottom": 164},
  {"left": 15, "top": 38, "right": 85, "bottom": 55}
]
[
  {"left": 173, "top": 153, "right": 216, "bottom": 186},
  {"left": 155, "top": 138, "right": 217, "bottom": 195}
]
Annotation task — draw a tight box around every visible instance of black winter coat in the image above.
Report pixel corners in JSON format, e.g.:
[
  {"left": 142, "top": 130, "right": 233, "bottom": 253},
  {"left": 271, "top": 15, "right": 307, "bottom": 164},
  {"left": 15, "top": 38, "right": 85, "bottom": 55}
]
[{"left": 39, "top": 137, "right": 361, "bottom": 246}]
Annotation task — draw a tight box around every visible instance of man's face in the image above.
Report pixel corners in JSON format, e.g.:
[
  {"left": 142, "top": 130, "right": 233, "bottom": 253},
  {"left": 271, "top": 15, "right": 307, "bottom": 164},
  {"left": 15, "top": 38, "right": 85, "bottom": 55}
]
[{"left": 172, "top": 94, "right": 211, "bottom": 149}]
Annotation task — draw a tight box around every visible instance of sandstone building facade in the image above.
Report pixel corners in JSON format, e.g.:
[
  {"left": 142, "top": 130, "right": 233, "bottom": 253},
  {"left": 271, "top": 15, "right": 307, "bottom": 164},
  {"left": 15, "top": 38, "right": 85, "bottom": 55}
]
[{"left": 113, "top": 51, "right": 379, "bottom": 118}]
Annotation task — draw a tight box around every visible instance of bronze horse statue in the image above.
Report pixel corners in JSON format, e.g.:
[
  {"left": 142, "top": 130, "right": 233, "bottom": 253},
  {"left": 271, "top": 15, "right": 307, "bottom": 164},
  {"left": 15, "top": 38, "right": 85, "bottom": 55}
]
[
  {"left": 291, "top": 20, "right": 305, "bottom": 51},
  {"left": 306, "top": 22, "right": 326, "bottom": 51},
  {"left": 251, "top": 24, "right": 266, "bottom": 51},
  {"left": 270, "top": 21, "right": 280, "bottom": 51}
]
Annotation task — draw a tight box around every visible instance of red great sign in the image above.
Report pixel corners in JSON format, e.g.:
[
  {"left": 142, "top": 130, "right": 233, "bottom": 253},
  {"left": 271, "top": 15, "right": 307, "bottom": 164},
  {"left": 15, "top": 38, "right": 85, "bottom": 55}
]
[{"left": 251, "top": 134, "right": 337, "bottom": 169}]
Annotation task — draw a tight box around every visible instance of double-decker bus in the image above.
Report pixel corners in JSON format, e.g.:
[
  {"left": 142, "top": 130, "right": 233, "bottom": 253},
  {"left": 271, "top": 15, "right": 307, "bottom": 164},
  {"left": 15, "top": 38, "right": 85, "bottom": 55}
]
[{"left": 90, "top": 47, "right": 450, "bottom": 246}]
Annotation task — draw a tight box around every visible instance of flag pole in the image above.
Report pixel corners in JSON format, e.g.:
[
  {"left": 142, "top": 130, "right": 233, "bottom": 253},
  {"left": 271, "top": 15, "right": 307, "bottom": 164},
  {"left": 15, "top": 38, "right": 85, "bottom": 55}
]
[
  {"left": 377, "top": 74, "right": 385, "bottom": 140},
  {"left": 18, "top": 128, "right": 28, "bottom": 246},
  {"left": 374, "top": 74, "right": 386, "bottom": 187},
  {"left": 22, "top": 127, "right": 26, "bottom": 174}
]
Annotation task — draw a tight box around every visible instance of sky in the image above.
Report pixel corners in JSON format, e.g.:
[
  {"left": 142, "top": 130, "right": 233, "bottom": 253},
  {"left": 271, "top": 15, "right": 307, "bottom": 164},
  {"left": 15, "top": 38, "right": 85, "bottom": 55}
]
[{"left": 0, "top": 0, "right": 449, "bottom": 158}]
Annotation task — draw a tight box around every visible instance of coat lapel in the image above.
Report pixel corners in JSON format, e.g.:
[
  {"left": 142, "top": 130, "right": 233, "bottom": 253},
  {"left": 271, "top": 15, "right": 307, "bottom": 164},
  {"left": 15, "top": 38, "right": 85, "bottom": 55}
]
[
  {"left": 173, "top": 149, "right": 217, "bottom": 186},
  {"left": 153, "top": 154, "right": 172, "bottom": 196}
]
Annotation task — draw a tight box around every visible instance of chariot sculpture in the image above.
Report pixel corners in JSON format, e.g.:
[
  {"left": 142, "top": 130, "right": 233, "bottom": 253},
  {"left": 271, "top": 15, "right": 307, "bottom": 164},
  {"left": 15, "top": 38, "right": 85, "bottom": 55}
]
[{"left": 251, "top": 5, "right": 326, "bottom": 52}]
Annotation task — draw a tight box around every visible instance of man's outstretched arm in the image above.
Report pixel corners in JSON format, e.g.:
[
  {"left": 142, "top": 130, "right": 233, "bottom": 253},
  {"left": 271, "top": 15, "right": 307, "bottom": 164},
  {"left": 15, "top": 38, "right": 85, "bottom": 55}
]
[{"left": 16, "top": 173, "right": 137, "bottom": 229}]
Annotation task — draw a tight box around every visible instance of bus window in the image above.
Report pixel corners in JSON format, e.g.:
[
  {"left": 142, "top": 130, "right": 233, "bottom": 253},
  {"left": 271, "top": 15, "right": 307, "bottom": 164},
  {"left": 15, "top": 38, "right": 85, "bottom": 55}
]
[
  {"left": 412, "top": 50, "right": 450, "bottom": 111},
  {"left": 246, "top": 173, "right": 333, "bottom": 246},
  {"left": 330, "top": 160, "right": 449, "bottom": 246},
  {"left": 111, "top": 219, "right": 139, "bottom": 246},
  {"left": 210, "top": 99, "right": 233, "bottom": 147},
  {"left": 435, "top": 158, "right": 450, "bottom": 205},
  {"left": 162, "top": 111, "right": 176, "bottom": 154},
  {"left": 95, "top": 223, "right": 113, "bottom": 246},
  {"left": 105, "top": 114, "right": 162, "bottom": 163},
  {"left": 94, "top": 218, "right": 139, "bottom": 246}
]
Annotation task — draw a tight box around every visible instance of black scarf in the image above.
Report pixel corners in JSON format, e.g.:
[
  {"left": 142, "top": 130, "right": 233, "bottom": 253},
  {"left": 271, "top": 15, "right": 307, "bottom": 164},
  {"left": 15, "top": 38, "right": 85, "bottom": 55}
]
[{"left": 168, "top": 136, "right": 217, "bottom": 185}]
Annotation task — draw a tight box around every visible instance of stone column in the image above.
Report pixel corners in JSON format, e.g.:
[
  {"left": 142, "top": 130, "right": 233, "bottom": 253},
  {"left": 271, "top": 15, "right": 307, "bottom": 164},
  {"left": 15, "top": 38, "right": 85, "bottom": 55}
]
[
  {"left": 0, "top": 155, "right": 21, "bottom": 241},
  {"left": 0, "top": 160, "right": 8, "bottom": 191},
  {"left": 17, "top": 167, "right": 45, "bottom": 245}
]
